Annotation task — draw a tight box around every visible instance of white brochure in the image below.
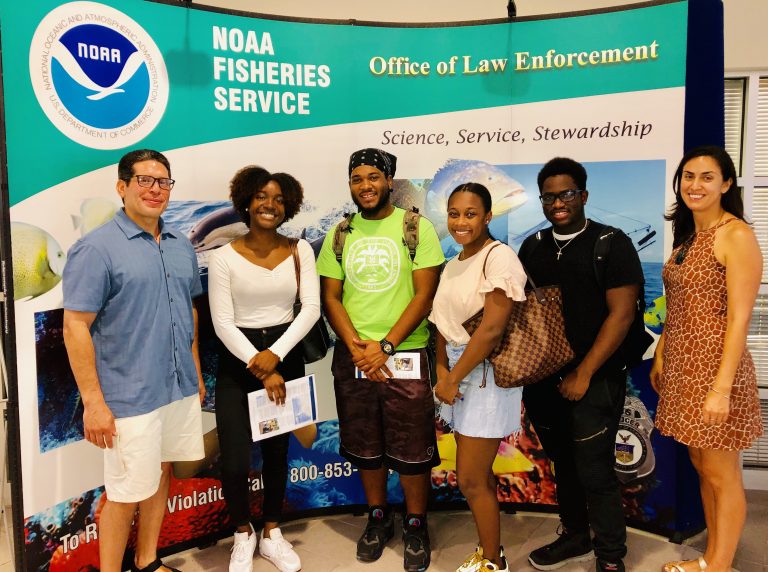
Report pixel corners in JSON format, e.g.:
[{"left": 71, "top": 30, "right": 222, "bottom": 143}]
[
  {"left": 355, "top": 352, "right": 421, "bottom": 380},
  {"left": 247, "top": 374, "right": 318, "bottom": 442}
]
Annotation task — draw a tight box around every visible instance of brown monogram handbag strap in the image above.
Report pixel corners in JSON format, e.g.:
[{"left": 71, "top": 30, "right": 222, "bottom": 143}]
[
  {"left": 289, "top": 238, "right": 301, "bottom": 306},
  {"left": 480, "top": 242, "right": 501, "bottom": 276},
  {"left": 480, "top": 241, "right": 546, "bottom": 304}
]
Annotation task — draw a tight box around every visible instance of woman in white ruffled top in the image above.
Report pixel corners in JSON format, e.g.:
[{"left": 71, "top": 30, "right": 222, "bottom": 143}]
[{"left": 430, "top": 183, "right": 527, "bottom": 572}]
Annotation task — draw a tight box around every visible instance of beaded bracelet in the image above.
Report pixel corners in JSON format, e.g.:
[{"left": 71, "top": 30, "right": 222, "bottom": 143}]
[{"left": 709, "top": 387, "right": 731, "bottom": 400}]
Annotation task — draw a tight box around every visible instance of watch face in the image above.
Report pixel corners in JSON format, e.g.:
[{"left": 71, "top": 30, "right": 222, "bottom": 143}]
[{"left": 381, "top": 340, "right": 395, "bottom": 355}]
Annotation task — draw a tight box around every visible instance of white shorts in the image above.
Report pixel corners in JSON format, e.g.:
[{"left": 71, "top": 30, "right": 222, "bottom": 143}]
[{"left": 104, "top": 394, "right": 204, "bottom": 503}]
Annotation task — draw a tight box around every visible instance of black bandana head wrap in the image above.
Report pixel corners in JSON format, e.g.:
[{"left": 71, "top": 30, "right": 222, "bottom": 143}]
[{"left": 348, "top": 148, "right": 397, "bottom": 179}]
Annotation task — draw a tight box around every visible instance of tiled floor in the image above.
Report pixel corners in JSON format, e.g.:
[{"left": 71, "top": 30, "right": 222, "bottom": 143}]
[{"left": 1, "top": 491, "right": 765, "bottom": 571}]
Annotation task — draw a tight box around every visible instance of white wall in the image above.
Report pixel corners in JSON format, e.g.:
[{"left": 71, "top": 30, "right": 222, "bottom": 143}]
[
  {"left": 199, "top": 0, "right": 643, "bottom": 21},
  {"left": 196, "top": 0, "right": 767, "bottom": 72},
  {"left": 723, "top": 0, "right": 768, "bottom": 71}
]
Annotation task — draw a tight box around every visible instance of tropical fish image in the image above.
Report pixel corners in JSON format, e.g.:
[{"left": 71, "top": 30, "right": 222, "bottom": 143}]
[
  {"left": 644, "top": 296, "right": 665, "bottom": 335},
  {"left": 434, "top": 433, "right": 534, "bottom": 475},
  {"left": 424, "top": 159, "right": 528, "bottom": 237},
  {"left": 188, "top": 207, "right": 248, "bottom": 252},
  {"left": 11, "top": 223, "right": 66, "bottom": 300},
  {"left": 72, "top": 198, "right": 118, "bottom": 236}
]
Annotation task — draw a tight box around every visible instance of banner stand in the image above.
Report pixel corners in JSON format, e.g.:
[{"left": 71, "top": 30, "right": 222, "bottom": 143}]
[{"left": 0, "top": 0, "right": 716, "bottom": 569}]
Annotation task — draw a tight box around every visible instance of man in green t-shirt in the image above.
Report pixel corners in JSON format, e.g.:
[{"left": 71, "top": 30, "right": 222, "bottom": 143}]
[{"left": 317, "top": 148, "right": 444, "bottom": 572}]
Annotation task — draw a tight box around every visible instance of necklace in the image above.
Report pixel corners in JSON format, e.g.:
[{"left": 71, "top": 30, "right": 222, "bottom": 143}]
[
  {"left": 699, "top": 211, "right": 726, "bottom": 233},
  {"left": 552, "top": 220, "right": 589, "bottom": 260}
]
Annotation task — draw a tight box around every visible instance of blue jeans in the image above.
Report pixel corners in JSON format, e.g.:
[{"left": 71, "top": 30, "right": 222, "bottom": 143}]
[{"left": 523, "top": 368, "right": 628, "bottom": 562}]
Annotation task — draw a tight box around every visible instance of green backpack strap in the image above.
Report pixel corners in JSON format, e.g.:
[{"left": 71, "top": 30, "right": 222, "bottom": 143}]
[
  {"left": 403, "top": 206, "right": 421, "bottom": 262},
  {"left": 332, "top": 208, "right": 420, "bottom": 264},
  {"left": 331, "top": 212, "right": 355, "bottom": 264}
]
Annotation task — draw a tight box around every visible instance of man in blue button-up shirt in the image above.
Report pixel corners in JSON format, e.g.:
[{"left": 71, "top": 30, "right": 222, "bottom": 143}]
[{"left": 63, "top": 149, "right": 204, "bottom": 572}]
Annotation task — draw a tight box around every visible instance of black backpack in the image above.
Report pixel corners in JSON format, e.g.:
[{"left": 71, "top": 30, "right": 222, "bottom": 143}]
[
  {"left": 529, "top": 224, "right": 653, "bottom": 369},
  {"left": 592, "top": 225, "right": 654, "bottom": 368}
]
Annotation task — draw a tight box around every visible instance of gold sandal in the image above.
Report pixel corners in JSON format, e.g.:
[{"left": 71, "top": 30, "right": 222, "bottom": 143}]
[{"left": 662, "top": 557, "right": 708, "bottom": 572}]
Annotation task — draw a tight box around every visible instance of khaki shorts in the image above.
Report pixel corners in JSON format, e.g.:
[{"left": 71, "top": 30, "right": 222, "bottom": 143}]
[{"left": 104, "top": 394, "right": 203, "bottom": 503}]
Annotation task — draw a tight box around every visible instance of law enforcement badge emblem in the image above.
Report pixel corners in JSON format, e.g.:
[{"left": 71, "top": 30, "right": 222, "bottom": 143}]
[{"left": 614, "top": 395, "right": 655, "bottom": 483}]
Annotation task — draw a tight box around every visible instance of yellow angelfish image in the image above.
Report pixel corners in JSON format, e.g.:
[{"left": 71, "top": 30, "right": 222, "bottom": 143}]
[
  {"left": 72, "top": 198, "right": 118, "bottom": 236},
  {"left": 11, "top": 222, "right": 66, "bottom": 300},
  {"left": 435, "top": 433, "right": 534, "bottom": 474}
]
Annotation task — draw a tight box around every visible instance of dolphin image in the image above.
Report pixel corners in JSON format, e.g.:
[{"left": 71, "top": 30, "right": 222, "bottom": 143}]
[{"left": 188, "top": 207, "right": 248, "bottom": 252}]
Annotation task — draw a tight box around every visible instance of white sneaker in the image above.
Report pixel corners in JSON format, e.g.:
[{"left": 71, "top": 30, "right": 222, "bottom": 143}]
[
  {"left": 259, "top": 528, "right": 301, "bottom": 572},
  {"left": 229, "top": 524, "right": 257, "bottom": 572},
  {"left": 458, "top": 546, "right": 508, "bottom": 572},
  {"left": 479, "top": 558, "right": 509, "bottom": 571},
  {"left": 457, "top": 546, "right": 483, "bottom": 572}
]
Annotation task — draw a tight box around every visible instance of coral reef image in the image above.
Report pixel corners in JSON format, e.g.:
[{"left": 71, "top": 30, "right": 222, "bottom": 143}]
[
  {"left": 35, "top": 307, "right": 221, "bottom": 453},
  {"left": 36, "top": 309, "right": 83, "bottom": 451},
  {"left": 431, "top": 414, "right": 557, "bottom": 506}
]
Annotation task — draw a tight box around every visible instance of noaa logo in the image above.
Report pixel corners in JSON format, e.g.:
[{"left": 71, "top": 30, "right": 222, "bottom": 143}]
[{"left": 29, "top": 2, "right": 168, "bottom": 150}]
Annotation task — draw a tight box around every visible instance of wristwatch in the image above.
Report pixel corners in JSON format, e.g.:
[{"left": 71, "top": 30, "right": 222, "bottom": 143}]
[{"left": 380, "top": 338, "right": 396, "bottom": 356}]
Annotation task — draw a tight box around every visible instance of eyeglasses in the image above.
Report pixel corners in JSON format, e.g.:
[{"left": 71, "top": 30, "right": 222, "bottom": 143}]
[
  {"left": 539, "top": 189, "right": 583, "bottom": 205},
  {"left": 674, "top": 235, "right": 695, "bottom": 265},
  {"left": 129, "top": 175, "right": 175, "bottom": 191}
]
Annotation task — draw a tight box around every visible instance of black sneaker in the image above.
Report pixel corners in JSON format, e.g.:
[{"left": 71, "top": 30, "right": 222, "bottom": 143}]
[
  {"left": 528, "top": 527, "right": 594, "bottom": 570},
  {"left": 596, "top": 558, "right": 625, "bottom": 572},
  {"left": 402, "top": 514, "right": 431, "bottom": 572},
  {"left": 356, "top": 506, "right": 395, "bottom": 562}
]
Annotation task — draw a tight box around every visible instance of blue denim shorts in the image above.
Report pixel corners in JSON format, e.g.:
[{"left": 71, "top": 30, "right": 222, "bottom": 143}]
[{"left": 438, "top": 343, "right": 523, "bottom": 438}]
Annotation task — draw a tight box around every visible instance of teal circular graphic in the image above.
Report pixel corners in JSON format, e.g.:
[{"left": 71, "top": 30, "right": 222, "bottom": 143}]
[{"left": 29, "top": 2, "right": 168, "bottom": 150}]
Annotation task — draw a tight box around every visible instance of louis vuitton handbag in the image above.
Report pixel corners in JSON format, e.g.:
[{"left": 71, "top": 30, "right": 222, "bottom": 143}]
[
  {"left": 462, "top": 247, "right": 574, "bottom": 388},
  {"left": 290, "top": 239, "right": 331, "bottom": 364}
]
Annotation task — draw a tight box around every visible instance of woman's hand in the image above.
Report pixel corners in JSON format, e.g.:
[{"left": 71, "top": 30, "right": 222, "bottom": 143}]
[
  {"left": 263, "top": 372, "right": 287, "bottom": 406},
  {"left": 435, "top": 372, "right": 462, "bottom": 406},
  {"left": 649, "top": 352, "right": 663, "bottom": 393},
  {"left": 702, "top": 389, "right": 730, "bottom": 426},
  {"left": 247, "top": 349, "right": 280, "bottom": 380}
]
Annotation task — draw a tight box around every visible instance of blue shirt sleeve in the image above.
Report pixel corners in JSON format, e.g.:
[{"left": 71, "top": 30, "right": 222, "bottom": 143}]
[
  {"left": 185, "top": 239, "right": 203, "bottom": 298},
  {"left": 62, "top": 240, "right": 111, "bottom": 313}
]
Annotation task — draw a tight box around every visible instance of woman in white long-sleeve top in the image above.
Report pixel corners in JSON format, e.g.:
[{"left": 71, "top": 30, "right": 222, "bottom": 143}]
[{"left": 208, "top": 166, "right": 320, "bottom": 572}]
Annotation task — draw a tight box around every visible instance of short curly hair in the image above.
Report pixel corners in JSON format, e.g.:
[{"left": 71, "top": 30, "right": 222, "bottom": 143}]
[
  {"left": 536, "top": 157, "right": 587, "bottom": 192},
  {"left": 229, "top": 166, "right": 304, "bottom": 225}
]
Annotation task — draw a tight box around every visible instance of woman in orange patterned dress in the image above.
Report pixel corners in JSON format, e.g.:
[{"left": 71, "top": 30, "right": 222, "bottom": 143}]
[{"left": 651, "top": 146, "right": 763, "bottom": 572}]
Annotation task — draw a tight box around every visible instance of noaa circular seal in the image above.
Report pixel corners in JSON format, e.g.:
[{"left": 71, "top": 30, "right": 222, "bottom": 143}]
[{"left": 29, "top": 2, "right": 169, "bottom": 150}]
